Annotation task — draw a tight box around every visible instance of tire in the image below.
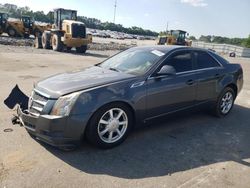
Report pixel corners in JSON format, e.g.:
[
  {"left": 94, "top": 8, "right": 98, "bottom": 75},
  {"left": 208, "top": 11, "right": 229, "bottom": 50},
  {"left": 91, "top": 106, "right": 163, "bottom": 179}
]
[
  {"left": 42, "top": 32, "right": 51, "bottom": 49},
  {"left": 213, "top": 87, "right": 235, "bottom": 117},
  {"left": 76, "top": 45, "right": 87, "bottom": 53},
  {"left": 24, "top": 33, "right": 30, "bottom": 38},
  {"left": 86, "top": 103, "right": 133, "bottom": 149},
  {"left": 34, "top": 29, "right": 42, "bottom": 37},
  {"left": 7, "top": 27, "right": 16, "bottom": 37},
  {"left": 34, "top": 36, "right": 42, "bottom": 49},
  {"left": 52, "top": 34, "right": 63, "bottom": 52}
]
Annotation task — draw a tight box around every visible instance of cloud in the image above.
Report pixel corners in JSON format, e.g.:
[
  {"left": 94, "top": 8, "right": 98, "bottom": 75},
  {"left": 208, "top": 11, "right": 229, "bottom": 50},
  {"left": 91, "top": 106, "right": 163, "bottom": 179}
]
[
  {"left": 144, "top": 13, "right": 150, "bottom": 17},
  {"left": 180, "top": 0, "right": 208, "bottom": 7}
]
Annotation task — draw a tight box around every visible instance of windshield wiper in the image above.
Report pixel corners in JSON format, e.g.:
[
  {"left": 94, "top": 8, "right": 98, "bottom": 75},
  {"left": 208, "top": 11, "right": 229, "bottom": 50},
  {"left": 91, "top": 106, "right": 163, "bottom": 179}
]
[{"left": 109, "top": 67, "right": 120, "bottom": 72}]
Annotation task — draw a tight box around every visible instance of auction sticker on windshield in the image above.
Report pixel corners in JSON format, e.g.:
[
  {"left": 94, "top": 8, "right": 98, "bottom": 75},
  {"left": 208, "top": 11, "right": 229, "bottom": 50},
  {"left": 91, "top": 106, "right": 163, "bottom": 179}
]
[{"left": 151, "top": 50, "right": 165, "bottom": 57}]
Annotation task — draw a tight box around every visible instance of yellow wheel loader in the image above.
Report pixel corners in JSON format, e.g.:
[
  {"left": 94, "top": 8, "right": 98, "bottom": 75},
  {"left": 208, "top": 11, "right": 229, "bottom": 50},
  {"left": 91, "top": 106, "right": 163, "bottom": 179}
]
[
  {"left": 35, "top": 8, "right": 92, "bottom": 53},
  {"left": 157, "top": 30, "right": 192, "bottom": 46},
  {"left": 0, "top": 13, "right": 31, "bottom": 38},
  {"left": 21, "top": 16, "right": 52, "bottom": 37}
]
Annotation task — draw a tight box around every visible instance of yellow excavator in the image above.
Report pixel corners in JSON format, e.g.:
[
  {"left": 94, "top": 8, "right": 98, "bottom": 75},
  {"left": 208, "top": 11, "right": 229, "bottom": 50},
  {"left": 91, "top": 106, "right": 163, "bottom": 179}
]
[
  {"left": 157, "top": 30, "right": 192, "bottom": 46},
  {"left": 35, "top": 8, "right": 92, "bottom": 53}
]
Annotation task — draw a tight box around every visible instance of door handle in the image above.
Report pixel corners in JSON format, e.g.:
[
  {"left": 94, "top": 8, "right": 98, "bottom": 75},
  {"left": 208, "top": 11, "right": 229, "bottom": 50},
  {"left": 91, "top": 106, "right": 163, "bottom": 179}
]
[{"left": 186, "top": 79, "right": 195, "bottom": 85}]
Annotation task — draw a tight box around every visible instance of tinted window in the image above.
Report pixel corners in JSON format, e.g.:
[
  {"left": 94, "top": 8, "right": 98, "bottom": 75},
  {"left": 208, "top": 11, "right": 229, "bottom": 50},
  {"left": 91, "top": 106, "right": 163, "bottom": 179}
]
[
  {"left": 196, "top": 51, "right": 220, "bottom": 69},
  {"left": 210, "top": 52, "right": 229, "bottom": 65},
  {"left": 164, "top": 51, "right": 193, "bottom": 73}
]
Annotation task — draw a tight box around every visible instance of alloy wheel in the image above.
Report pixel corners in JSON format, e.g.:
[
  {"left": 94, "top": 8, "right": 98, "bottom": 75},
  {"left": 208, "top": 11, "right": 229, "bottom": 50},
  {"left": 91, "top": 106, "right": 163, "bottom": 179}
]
[{"left": 97, "top": 108, "right": 128, "bottom": 143}]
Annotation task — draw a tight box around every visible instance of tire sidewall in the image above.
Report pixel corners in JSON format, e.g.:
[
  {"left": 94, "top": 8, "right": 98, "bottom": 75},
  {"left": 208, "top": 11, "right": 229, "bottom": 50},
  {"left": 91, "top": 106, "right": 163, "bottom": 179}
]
[
  {"left": 8, "top": 27, "right": 16, "bottom": 37},
  {"left": 86, "top": 103, "right": 133, "bottom": 149},
  {"left": 216, "top": 87, "right": 235, "bottom": 117}
]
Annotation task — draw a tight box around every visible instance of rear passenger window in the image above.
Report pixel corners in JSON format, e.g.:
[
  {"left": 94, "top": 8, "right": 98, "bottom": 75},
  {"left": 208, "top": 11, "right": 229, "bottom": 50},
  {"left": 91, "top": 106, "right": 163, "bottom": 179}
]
[
  {"left": 196, "top": 51, "right": 220, "bottom": 69},
  {"left": 165, "top": 51, "right": 193, "bottom": 73}
]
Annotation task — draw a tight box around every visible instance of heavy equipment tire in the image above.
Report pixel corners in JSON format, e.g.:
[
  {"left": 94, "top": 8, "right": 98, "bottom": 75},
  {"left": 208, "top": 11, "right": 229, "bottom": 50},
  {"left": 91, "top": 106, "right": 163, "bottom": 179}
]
[
  {"left": 42, "top": 32, "right": 51, "bottom": 49},
  {"left": 34, "top": 29, "right": 42, "bottom": 37},
  {"left": 85, "top": 103, "right": 133, "bottom": 149},
  {"left": 52, "top": 34, "right": 63, "bottom": 52},
  {"left": 34, "top": 36, "right": 42, "bottom": 49},
  {"left": 24, "top": 33, "right": 30, "bottom": 38},
  {"left": 76, "top": 45, "right": 87, "bottom": 53},
  {"left": 7, "top": 27, "right": 17, "bottom": 37}
]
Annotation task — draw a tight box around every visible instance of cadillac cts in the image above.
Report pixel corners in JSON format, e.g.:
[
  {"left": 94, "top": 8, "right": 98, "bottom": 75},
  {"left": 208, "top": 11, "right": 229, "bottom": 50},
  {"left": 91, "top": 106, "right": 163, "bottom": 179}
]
[{"left": 17, "top": 46, "right": 243, "bottom": 149}]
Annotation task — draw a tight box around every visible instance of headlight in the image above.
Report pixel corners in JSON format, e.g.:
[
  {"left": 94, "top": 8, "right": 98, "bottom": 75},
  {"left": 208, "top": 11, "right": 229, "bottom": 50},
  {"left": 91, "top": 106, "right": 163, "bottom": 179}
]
[{"left": 50, "top": 92, "right": 80, "bottom": 116}]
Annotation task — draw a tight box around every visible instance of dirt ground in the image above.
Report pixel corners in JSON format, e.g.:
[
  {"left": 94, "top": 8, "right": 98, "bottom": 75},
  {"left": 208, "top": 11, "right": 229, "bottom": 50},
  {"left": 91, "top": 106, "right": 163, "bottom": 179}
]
[{"left": 0, "top": 44, "right": 250, "bottom": 188}]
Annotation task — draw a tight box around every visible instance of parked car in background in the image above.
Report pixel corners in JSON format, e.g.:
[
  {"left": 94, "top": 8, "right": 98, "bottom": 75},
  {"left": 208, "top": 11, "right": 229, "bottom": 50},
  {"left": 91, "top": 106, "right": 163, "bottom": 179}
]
[{"left": 16, "top": 46, "right": 243, "bottom": 149}]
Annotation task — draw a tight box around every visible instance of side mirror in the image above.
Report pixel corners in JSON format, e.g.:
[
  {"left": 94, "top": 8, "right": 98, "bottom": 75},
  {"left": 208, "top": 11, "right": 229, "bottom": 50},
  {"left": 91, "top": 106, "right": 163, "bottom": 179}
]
[{"left": 157, "top": 65, "right": 176, "bottom": 76}]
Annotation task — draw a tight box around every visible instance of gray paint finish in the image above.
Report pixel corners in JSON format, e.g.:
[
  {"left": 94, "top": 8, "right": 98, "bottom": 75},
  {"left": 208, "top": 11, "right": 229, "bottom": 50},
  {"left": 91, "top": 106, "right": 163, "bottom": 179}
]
[{"left": 18, "top": 46, "right": 244, "bottom": 147}]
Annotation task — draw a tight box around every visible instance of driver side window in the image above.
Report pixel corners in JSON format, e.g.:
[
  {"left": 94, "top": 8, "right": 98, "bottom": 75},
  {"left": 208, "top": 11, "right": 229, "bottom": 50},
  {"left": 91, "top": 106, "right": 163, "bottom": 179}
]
[{"left": 163, "top": 51, "right": 193, "bottom": 73}]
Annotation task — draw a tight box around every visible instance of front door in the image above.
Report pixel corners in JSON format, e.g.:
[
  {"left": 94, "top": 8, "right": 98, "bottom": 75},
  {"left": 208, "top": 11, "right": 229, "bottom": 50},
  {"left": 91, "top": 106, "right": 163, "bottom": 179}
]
[{"left": 146, "top": 50, "right": 197, "bottom": 119}]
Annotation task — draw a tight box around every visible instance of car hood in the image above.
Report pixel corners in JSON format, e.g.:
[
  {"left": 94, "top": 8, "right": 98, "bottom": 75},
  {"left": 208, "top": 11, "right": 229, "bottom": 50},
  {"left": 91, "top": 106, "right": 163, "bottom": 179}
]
[{"left": 35, "top": 66, "right": 135, "bottom": 98}]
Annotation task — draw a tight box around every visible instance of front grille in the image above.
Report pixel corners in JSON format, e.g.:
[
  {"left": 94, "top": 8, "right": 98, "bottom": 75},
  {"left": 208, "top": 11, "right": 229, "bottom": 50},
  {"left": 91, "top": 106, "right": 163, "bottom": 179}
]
[
  {"left": 28, "top": 90, "right": 48, "bottom": 116},
  {"left": 71, "top": 24, "right": 86, "bottom": 38}
]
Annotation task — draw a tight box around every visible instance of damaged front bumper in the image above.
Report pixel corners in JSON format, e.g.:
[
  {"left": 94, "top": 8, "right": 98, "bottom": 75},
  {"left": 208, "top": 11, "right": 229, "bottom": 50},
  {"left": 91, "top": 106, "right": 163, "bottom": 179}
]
[{"left": 17, "top": 106, "right": 79, "bottom": 148}]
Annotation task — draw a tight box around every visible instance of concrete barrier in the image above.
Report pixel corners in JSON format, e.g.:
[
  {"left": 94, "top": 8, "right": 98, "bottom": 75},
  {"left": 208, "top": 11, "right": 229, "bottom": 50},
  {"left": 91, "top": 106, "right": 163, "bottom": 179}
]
[{"left": 192, "top": 41, "right": 250, "bottom": 58}]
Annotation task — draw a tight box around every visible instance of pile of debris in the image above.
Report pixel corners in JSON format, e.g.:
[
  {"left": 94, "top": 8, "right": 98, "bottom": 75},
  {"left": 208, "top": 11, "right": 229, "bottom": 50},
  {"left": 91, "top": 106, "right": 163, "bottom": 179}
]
[
  {"left": 89, "top": 42, "right": 134, "bottom": 51},
  {"left": 0, "top": 36, "right": 34, "bottom": 47},
  {"left": 0, "top": 36, "right": 135, "bottom": 50}
]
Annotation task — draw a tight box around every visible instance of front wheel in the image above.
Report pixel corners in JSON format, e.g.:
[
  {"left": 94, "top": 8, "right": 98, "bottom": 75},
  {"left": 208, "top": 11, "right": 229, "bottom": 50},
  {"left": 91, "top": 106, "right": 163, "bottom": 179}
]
[
  {"left": 213, "top": 87, "right": 235, "bottom": 117},
  {"left": 86, "top": 103, "right": 133, "bottom": 149},
  {"left": 52, "top": 34, "right": 63, "bottom": 52}
]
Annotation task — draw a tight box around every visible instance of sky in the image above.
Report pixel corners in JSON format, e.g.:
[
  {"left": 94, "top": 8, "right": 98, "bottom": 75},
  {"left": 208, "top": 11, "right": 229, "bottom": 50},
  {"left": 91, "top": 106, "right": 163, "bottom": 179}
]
[{"left": 0, "top": 0, "right": 249, "bottom": 38}]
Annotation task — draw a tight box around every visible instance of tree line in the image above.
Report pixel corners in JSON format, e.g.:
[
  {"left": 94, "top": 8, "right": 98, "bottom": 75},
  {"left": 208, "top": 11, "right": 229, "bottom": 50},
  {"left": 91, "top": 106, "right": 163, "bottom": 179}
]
[
  {"left": 188, "top": 35, "right": 250, "bottom": 48},
  {"left": 0, "top": 3, "right": 158, "bottom": 36},
  {"left": 1, "top": 3, "right": 249, "bottom": 47}
]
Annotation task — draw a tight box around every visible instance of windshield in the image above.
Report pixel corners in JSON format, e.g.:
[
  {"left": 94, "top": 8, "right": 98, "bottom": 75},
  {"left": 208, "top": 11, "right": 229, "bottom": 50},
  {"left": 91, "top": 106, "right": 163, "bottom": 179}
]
[
  {"left": 99, "top": 48, "right": 165, "bottom": 75},
  {"left": 61, "top": 10, "right": 77, "bottom": 20}
]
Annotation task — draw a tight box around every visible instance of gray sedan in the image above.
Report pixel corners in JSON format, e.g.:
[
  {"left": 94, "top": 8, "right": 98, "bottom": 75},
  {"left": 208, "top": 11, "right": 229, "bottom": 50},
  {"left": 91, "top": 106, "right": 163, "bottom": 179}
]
[{"left": 17, "top": 46, "right": 243, "bottom": 149}]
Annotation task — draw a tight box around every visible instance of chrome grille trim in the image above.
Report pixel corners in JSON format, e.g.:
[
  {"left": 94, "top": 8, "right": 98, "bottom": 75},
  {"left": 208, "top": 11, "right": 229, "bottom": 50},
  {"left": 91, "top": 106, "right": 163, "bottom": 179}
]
[{"left": 28, "top": 90, "right": 49, "bottom": 117}]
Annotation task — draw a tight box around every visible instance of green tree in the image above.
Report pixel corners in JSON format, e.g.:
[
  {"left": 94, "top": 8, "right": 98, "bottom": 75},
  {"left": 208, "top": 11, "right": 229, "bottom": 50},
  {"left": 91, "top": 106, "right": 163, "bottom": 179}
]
[
  {"left": 189, "top": 36, "right": 196, "bottom": 41},
  {"left": 242, "top": 35, "right": 250, "bottom": 48}
]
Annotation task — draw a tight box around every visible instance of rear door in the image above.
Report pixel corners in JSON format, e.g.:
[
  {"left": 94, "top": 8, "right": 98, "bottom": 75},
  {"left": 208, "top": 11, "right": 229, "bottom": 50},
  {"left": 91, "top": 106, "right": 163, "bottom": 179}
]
[
  {"left": 146, "top": 50, "right": 197, "bottom": 119},
  {"left": 194, "top": 50, "right": 224, "bottom": 104}
]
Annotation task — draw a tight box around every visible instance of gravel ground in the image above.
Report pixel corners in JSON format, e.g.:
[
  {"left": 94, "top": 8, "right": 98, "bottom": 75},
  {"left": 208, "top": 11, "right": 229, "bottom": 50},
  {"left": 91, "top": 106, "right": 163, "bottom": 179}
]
[{"left": 0, "top": 45, "right": 250, "bottom": 188}]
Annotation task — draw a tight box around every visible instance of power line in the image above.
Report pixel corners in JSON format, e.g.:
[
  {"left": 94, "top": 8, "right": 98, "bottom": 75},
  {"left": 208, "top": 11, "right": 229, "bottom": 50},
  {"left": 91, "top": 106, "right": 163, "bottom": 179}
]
[{"left": 113, "top": 0, "right": 117, "bottom": 23}]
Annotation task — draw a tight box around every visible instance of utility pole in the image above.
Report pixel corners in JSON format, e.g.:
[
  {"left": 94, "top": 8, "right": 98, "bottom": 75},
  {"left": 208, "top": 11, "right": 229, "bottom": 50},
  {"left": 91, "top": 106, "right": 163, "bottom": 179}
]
[
  {"left": 166, "top": 21, "right": 169, "bottom": 34},
  {"left": 113, "top": 0, "right": 117, "bottom": 23}
]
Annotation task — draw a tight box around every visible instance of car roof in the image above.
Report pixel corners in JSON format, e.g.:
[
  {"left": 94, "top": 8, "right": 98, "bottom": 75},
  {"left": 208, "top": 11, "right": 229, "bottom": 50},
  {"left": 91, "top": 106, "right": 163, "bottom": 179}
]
[{"left": 132, "top": 45, "right": 208, "bottom": 53}]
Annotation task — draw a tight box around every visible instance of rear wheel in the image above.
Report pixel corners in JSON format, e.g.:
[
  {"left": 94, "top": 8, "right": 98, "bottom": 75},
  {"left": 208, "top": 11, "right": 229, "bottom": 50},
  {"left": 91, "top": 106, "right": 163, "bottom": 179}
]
[
  {"left": 42, "top": 32, "right": 51, "bottom": 49},
  {"left": 86, "top": 103, "right": 132, "bottom": 149},
  {"left": 34, "top": 29, "right": 42, "bottom": 37},
  {"left": 52, "top": 34, "right": 63, "bottom": 52},
  {"left": 76, "top": 45, "right": 87, "bottom": 53},
  {"left": 213, "top": 87, "right": 235, "bottom": 117},
  {"left": 7, "top": 27, "right": 16, "bottom": 37},
  {"left": 34, "top": 36, "right": 42, "bottom": 49}
]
